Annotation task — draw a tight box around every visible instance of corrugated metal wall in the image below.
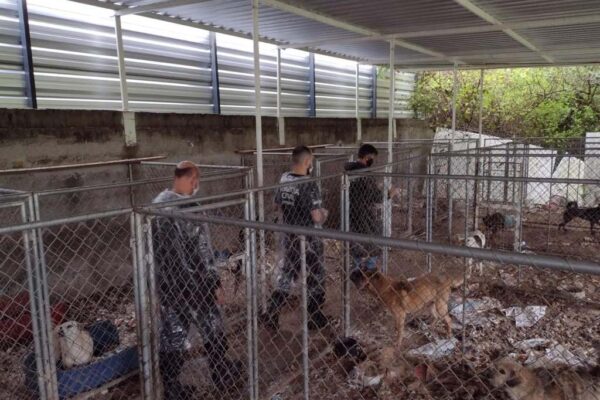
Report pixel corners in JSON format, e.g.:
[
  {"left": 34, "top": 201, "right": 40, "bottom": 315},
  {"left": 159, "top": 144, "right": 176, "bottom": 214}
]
[
  {"left": 0, "top": 0, "right": 26, "bottom": 108},
  {"left": 315, "top": 53, "right": 372, "bottom": 118},
  {"left": 122, "top": 16, "right": 213, "bottom": 113},
  {"left": 0, "top": 0, "right": 416, "bottom": 118},
  {"left": 377, "top": 68, "right": 416, "bottom": 118}
]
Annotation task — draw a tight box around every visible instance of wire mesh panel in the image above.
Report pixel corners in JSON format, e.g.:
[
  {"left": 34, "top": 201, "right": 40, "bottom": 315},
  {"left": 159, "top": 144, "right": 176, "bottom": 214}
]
[
  {"left": 135, "top": 211, "right": 600, "bottom": 400},
  {"left": 0, "top": 205, "right": 43, "bottom": 400},
  {"left": 37, "top": 212, "right": 140, "bottom": 399},
  {"left": 26, "top": 166, "right": 250, "bottom": 221},
  {"left": 138, "top": 197, "right": 253, "bottom": 399}
]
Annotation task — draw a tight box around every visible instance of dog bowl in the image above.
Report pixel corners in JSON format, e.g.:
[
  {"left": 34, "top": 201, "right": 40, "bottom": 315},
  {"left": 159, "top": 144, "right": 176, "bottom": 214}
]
[{"left": 23, "top": 346, "right": 138, "bottom": 399}]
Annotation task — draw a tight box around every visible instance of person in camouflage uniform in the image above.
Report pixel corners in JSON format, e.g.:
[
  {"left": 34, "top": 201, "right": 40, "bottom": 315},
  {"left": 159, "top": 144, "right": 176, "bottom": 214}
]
[
  {"left": 152, "top": 161, "right": 241, "bottom": 399},
  {"left": 261, "top": 146, "right": 331, "bottom": 331}
]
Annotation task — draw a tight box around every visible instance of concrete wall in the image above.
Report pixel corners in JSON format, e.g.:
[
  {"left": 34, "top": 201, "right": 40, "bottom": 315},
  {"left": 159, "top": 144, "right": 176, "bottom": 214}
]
[{"left": 0, "top": 109, "right": 433, "bottom": 170}]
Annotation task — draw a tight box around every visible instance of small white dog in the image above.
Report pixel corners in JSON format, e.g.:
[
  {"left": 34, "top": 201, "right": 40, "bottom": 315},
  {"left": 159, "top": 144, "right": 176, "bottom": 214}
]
[
  {"left": 464, "top": 230, "right": 486, "bottom": 275},
  {"left": 54, "top": 321, "right": 94, "bottom": 368}
]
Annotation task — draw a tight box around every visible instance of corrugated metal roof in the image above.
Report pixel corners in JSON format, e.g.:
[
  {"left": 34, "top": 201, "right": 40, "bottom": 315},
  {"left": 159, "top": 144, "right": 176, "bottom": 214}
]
[{"left": 79, "top": 0, "right": 600, "bottom": 69}]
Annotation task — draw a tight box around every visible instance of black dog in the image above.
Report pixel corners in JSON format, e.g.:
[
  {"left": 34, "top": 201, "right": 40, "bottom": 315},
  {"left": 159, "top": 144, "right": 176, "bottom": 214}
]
[
  {"left": 483, "top": 212, "right": 505, "bottom": 234},
  {"left": 332, "top": 336, "right": 367, "bottom": 373},
  {"left": 558, "top": 201, "right": 600, "bottom": 234}
]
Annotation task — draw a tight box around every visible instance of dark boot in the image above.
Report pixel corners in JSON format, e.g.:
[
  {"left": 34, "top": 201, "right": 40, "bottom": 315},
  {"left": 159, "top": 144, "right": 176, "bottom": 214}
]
[
  {"left": 307, "top": 292, "right": 330, "bottom": 330},
  {"left": 259, "top": 290, "right": 288, "bottom": 331},
  {"left": 160, "top": 351, "right": 196, "bottom": 400}
]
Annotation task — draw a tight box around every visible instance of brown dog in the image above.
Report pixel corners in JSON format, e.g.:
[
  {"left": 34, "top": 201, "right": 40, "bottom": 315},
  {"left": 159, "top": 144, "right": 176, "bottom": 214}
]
[
  {"left": 492, "top": 356, "right": 600, "bottom": 400},
  {"left": 350, "top": 268, "right": 463, "bottom": 348}
]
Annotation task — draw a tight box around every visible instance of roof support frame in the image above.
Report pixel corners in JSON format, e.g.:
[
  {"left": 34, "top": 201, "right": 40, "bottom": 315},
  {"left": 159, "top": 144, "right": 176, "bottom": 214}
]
[
  {"left": 452, "top": 0, "right": 554, "bottom": 63},
  {"left": 259, "top": 0, "right": 460, "bottom": 64},
  {"left": 114, "top": 0, "right": 211, "bottom": 16},
  {"left": 280, "top": 14, "right": 600, "bottom": 50}
]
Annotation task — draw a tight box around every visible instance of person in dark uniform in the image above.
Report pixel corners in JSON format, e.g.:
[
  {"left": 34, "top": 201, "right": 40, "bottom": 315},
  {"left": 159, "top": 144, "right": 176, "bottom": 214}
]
[
  {"left": 261, "top": 146, "right": 330, "bottom": 331},
  {"left": 344, "top": 144, "right": 400, "bottom": 276},
  {"left": 152, "top": 161, "right": 242, "bottom": 399}
]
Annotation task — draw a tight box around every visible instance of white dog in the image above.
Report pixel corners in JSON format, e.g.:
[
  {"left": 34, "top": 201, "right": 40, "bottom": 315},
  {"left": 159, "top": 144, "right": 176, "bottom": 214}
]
[
  {"left": 54, "top": 321, "right": 94, "bottom": 368},
  {"left": 464, "top": 230, "right": 486, "bottom": 275}
]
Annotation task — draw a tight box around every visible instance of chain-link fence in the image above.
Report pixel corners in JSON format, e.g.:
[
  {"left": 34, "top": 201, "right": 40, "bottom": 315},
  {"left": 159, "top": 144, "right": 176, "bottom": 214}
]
[
  {"left": 0, "top": 161, "right": 252, "bottom": 222},
  {"left": 135, "top": 209, "right": 600, "bottom": 400},
  {"left": 349, "top": 142, "right": 600, "bottom": 266}
]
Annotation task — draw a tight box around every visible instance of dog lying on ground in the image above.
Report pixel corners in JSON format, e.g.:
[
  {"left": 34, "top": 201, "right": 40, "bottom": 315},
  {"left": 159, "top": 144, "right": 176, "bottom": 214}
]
[
  {"left": 350, "top": 268, "right": 463, "bottom": 348},
  {"left": 558, "top": 201, "right": 600, "bottom": 235},
  {"left": 491, "top": 356, "right": 600, "bottom": 400},
  {"left": 54, "top": 321, "right": 94, "bottom": 368},
  {"left": 464, "top": 229, "right": 486, "bottom": 275}
]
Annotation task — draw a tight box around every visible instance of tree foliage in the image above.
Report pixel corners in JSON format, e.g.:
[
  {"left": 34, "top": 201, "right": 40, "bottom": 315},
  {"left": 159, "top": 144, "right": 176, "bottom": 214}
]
[{"left": 409, "top": 67, "right": 600, "bottom": 148}]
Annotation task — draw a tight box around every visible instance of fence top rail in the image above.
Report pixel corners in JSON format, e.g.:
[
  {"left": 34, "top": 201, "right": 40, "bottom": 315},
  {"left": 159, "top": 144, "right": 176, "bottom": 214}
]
[
  {"left": 0, "top": 208, "right": 133, "bottom": 234},
  {"left": 140, "top": 161, "right": 250, "bottom": 170},
  {"left": 0, "top": 156, "right": 167, "bottom": 175},
  {"left": 242, "top": 152, "right": 350, "bottom": 158},
  {"left": 32, "top": 169, "right": 249, "bottom": 197},
  {"left": 439, "top": 149, "right": 600, "bottom": 157},
  {"left": 0, "top": 188, "right": 29, "bottom": 201},
  {"left": 350, "top": 171, "right": 600, "bottom": 186},
  {"left": 236, "top": 144, "right": 331, "bottom": 154},
  {"left": 142, "top": 172, "right": 342, "bottom": 211},
  {"left": 139, "top": 209, "right": 600, "bottom": 276}
]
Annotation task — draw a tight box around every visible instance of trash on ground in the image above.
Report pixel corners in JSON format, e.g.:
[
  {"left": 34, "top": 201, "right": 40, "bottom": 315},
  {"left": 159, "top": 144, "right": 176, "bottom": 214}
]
[
  {"left": 513, "top": 338, "right": 552, "bottom": 351},
  {"left": 407, "top": 338, "right": 458, "bottom": 360},
  {"left": 449, "top": 297, "right": 503, "bottom": 327},
  {"left": 348, "top": 362, "right": 384, "bottom": 389},
  {"left": 525, "top": 343, "right": 592, "bottom": 368},
  {"left": 503, "top": 305, "right": 547, "bottom": 328}
]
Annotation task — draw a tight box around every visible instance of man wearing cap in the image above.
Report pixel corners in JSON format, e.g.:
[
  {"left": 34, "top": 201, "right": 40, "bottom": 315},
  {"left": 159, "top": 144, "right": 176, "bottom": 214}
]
[{"left": 152, "top": 161, "right": 241, "bottom": 399}]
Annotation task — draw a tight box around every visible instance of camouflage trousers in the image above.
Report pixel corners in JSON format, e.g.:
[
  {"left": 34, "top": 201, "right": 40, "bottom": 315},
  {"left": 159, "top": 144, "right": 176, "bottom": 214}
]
[
  {"left": 275, "top": 234, "right": 326, "bottom": 305},
  {"left": 159, "top": 300, "right": 227, "bottom": 363}
]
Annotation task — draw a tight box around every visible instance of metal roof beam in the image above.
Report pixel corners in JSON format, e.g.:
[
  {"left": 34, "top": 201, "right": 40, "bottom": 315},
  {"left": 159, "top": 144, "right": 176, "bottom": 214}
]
[
  {"left": 259, "top": 0, "right": 460, "bottom": 63},
  {"left": 452, "top": 0, "right": 554, "bottom": 63},
  {"left": 281, "top": 14, "right": 600, "bottom": 50},
  {"left": 114, "top": 0, "right": 211, "bottom": 17}
]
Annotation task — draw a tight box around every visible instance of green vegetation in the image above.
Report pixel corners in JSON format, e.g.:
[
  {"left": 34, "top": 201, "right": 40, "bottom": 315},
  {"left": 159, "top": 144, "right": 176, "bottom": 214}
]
[{"left": 409, "top": 67, "right": 600, "bottom": 149}]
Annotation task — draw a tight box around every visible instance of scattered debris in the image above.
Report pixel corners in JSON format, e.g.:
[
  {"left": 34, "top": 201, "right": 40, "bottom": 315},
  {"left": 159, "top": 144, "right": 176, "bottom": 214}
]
[
  {"left": 449, "top": 297, "right": 503, "bottom": 327},
  {"left": 348, "top": 362, "right": 384, "bottom": 389},
  {"left": 503, "top": 305, "right": 547, "bottom": 328},
  {"left": 513, "top": 338, "right": 552, "bottom": 351},
  {"left": 525, "top": 343, "right": 592, "bottom": 368},
  {"left": 407, "top": 338, "right": 458, "bottom": 360}
]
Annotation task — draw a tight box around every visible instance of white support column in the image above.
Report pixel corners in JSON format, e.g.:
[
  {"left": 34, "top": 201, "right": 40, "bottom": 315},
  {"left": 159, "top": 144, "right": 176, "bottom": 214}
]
[
  {"left": 448, "top": 63, "right": 458, "bottom": 239},
  {"left": 388, "top": 40, "right": 395, "bottom": 163},
  {"left": 252, "top": 0, "right": 267, "bottom": 329},
  {"left": 114, "top": 15, "right": 128, "bottom": 111},
  {"left": 276, "top": 47, "right": 285, "bottom": 145},
  {"left": 478, "top": 68, "right": 484, "bottom": 147},
  {"left": 451, "top": 63, "right": 457, "bottom": 147},
  {"left": 355, "top": 62, "right": 362, "bottom": 143},
  {"left": 382, "top": 40, "right": 394, "bottom": 274},
  {"left": 252, "top": 0, "right": 263, "bottom": 188}
]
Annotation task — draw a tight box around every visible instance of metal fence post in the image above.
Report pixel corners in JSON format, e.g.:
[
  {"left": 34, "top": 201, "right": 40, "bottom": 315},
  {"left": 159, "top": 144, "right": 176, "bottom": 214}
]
[
  {"left": 382, "top": 164, "right": 392, "bottom": 273},
  {"left": 426, "top": 157, "right": 433, "bottom": 272},
  {"left": 133, "top": 213, "right": 159, "bottom": 399},
  {"left": 31, "top": 193, "right": 59, "bottom": 400},
  {"left": 22, "top": 196, "right": 47, "bottom": 400},
  {"left": 447, "top": 151, "right": 453, "bottom": 241},
  {"left": 472, "top": 141, "right": 481, "bottom": 230},
  {"left": 300, "top": 235, "right": 310, "bottom": 400},
  {"left": 248, "top": 191, "right": 259, "bottom": 400},
  {"left": 407, "top": 158, "right": 413, "bottom": 235},
  {"left": 341, "top": 174, "right": 351, "bottom": 336}
]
